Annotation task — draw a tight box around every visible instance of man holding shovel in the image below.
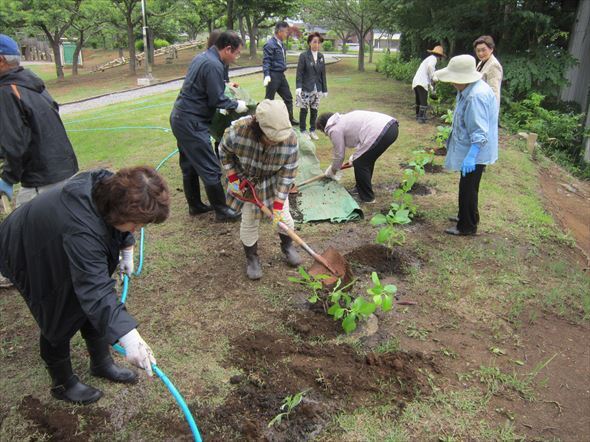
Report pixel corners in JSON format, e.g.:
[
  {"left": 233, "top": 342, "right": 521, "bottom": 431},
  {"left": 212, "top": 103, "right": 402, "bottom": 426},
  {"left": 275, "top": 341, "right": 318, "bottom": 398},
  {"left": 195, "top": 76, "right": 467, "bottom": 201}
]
[{"left": 219, "top": 99, "right": 302, "bottom": 280}]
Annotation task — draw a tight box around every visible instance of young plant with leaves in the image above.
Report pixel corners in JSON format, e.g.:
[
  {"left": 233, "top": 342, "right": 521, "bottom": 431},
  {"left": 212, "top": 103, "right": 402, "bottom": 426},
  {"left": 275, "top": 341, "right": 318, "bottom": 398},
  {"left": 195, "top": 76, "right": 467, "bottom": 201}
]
[{"left": 267, "top": 389, "right": 310, "bottom": 428}]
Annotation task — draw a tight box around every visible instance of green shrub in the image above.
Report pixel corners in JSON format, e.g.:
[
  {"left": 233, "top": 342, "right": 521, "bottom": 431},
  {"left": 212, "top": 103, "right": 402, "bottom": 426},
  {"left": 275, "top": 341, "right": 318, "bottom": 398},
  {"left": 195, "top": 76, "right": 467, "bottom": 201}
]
[
  {"left": 375, "top": 52, "right": 420, "bottom": 84},
  {"left": 502, "top": 93, "right": 589, "bottom": 178},
  {"left": 322, "top": 40, "right": 333, "bottom": 52},
  {"left": 135, "top": 38, "right": 170, "bottom": 52}
]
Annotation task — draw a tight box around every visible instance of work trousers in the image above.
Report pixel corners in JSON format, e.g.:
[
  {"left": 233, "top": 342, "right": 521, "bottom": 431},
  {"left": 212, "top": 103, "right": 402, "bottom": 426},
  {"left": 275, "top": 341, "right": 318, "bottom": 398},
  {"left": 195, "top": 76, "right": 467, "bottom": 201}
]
[
  {"left": 353, "top": 122, "right": 399, "bottom": 202},
  {"left": 457, "top": 165, "right": 486, "bottom": 234},
  {"left": 413, "top": 86, "right": 428, "bottom": 115},
  {"left": 40, "top": 321, "right": 103, "bottom": 366},
  {"left": 16, "top": 179, "right": 69, "bottom": 208},
  {"left": 265, "top": 71, "right": 295, "bottom": 120},
  {"left": 240, "top": 199, "right": 295, "bottom": 247},
  {"left": 170, "top": 110, "right": 221, "bottom": 186},
  {"left": 299, "top": 108, "right": 318, "bottom": 132}
]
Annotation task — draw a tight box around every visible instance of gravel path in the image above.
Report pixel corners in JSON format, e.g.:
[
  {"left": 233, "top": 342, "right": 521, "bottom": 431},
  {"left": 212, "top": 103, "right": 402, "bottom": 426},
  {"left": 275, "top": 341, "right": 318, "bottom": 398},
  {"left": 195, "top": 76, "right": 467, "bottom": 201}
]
[{"left": 59, "top": 54, "right": 341, "bottom": 116}]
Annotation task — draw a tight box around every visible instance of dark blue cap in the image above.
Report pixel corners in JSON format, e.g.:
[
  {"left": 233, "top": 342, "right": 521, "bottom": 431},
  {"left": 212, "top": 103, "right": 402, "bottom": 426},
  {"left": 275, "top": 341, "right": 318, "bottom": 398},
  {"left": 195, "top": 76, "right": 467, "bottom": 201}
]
[{"left": 0, "top": 35, "right": 20, "bottom": 56}]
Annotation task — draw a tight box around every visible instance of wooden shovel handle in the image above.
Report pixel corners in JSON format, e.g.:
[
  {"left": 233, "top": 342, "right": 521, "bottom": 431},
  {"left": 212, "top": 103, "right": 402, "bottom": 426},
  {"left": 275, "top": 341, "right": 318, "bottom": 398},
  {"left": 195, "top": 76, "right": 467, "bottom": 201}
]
[{"left": 1, "top": 195, "right": 11, "bottom": 214}]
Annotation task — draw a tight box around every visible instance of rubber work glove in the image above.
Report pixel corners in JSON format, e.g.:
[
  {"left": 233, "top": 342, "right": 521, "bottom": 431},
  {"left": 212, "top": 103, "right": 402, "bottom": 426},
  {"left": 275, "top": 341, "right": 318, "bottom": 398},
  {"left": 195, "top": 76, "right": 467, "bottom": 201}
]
[
  {"left": 219, "top": 108, "right": 229, "bottom": 115},
  {"left": 324, "top": 165, "right": 342, "bottom": 181},
  {"left": 295, "top": 88, "right": 302, "bottom": 96},
  {"left": 0, "top": 178, "right": 13, "bottom": 200},
  {"left": 235, "top": 100, "right": 248, "bottom": 114},
  {"left": 272, "top": 201, "right": 286, "bottom": 227},
  {"left": 119, "top": 247, "right": 134, "bottom": 277},
  {"left": 227, "top": 173, "right": 241, "bottom": 196},
  {"left": 461, "top": 144, "right": 480, "bottom": 177},
  {"left": 263, "top": 76, "right": 271, "bottom": 87},
  {"left": 323, "top": 92, "right": 328, "bottom": 98},
  {"left": 118, "top": 328, "right": 156, "bottom": 377}
]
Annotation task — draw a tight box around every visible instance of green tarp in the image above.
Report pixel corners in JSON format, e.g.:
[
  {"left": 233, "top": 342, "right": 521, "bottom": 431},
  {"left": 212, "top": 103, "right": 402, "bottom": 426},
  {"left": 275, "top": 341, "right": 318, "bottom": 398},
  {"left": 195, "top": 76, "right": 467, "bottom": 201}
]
[{"left": 295, "top": 134, "right": 363, "bottom": 223}]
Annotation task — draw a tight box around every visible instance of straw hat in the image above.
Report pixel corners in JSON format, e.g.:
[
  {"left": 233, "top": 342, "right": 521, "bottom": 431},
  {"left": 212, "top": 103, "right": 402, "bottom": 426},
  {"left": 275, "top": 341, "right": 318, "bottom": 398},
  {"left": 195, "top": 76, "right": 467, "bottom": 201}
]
[
  {"left": 255, "top": 99, "right": 293, "bottom": 143},
  {"left": 427, "top": 45, "right": 446, "bottom": 57},
  {"left": 434, "top": 54, "right": 482, "bottom": 84}
]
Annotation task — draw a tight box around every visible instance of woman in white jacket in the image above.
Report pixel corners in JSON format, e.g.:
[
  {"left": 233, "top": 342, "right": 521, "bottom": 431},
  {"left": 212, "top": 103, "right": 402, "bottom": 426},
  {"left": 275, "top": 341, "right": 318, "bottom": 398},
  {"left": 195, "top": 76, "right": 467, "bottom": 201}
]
[
  {"left": 412, "top": 45, "right": 445, "bottom": 123},
  {"left": 473, "top": 35, "right": 503, "bottom": 107}
]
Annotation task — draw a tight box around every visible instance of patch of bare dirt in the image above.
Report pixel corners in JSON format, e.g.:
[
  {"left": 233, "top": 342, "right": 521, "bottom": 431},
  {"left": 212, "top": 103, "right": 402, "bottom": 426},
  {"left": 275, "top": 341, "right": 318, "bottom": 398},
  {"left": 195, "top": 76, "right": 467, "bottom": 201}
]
[
  {"left": 195, "top": 330, "right": 437, "bottom": 441},
  {"left": 538, "top": 164, "right": 590, "bottom": 268},
  {"left": 345, "top": 244, "right": 422, "bottom": 276}
]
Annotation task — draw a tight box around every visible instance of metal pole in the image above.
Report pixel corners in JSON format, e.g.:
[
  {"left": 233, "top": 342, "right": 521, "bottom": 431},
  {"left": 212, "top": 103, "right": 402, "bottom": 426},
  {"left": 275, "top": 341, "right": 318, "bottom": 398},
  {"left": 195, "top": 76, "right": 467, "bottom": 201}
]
[{"left": 141, "top": 0, "right": 152, "bottom": 78}]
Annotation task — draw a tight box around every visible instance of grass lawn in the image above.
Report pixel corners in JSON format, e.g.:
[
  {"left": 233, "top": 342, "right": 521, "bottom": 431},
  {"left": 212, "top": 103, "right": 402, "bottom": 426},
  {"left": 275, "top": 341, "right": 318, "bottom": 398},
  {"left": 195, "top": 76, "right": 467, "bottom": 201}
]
[{"left": 1, "top": 58, "right": 588, "bottom": 441}]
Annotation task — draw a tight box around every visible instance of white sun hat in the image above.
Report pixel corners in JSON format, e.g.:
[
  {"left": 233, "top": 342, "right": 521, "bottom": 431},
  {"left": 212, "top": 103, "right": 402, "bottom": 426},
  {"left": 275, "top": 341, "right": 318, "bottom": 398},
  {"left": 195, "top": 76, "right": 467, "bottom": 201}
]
[{"left": 434, "top": 54, "right": 482, "bottom": 84}]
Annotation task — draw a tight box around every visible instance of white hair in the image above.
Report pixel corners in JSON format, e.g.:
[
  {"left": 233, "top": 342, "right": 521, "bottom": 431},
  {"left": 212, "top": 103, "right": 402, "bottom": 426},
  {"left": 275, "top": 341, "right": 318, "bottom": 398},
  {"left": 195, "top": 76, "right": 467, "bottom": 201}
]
[{"left": 2, "top": 54, "right": 21, "bottom": 65}]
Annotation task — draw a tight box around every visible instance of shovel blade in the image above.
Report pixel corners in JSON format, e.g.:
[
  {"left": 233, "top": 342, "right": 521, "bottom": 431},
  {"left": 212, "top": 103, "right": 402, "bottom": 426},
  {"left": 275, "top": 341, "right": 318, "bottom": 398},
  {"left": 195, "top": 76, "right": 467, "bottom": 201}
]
[{"left": 308, "top": 246, "right": 352, "bottom": 288}]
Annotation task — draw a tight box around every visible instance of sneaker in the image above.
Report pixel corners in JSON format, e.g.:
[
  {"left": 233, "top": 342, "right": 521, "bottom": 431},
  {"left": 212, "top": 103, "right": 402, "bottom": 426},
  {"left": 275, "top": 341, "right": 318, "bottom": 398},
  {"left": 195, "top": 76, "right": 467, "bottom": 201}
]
[
  {"left": 300, "top": 131, "right": 310, "bottom": 140},
  {"left": 309, "top": 131, "right": 319, "bottom": 140},
  {"left": 0, "top": 275, "right": 13, "bottom": 288}
]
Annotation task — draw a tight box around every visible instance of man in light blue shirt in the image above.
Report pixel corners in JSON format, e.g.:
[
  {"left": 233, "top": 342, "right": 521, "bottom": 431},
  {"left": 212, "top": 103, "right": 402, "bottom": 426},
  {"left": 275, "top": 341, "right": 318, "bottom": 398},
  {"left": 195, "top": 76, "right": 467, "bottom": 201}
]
[{"left": 434, "top": 54, "right": 498, "bottom": 236}]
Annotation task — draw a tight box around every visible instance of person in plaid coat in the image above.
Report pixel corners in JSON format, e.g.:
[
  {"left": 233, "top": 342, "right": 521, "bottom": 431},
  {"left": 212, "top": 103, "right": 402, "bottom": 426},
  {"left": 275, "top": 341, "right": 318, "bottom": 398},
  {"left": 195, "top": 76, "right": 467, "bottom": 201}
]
[{"left": 219, "top": 100, "right": 302, "bottom": 280}]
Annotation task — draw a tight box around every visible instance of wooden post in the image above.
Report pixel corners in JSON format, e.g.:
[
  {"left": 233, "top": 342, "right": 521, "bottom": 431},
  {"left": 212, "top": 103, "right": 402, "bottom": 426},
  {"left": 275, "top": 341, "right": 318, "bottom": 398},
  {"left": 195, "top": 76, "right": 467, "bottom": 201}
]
[{"left": 527, "top": 132, "right": 538, "bottom": 159}]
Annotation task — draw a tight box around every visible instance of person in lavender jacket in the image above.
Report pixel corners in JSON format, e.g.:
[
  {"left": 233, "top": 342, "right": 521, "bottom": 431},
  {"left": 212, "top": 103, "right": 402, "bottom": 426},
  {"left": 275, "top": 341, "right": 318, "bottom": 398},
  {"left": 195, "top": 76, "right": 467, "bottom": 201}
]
[
  {"left": 434, "top": 55, "right": 498, "bottom": 236},
  {"left": 316, "top": 110, "right": 399, "bottom": 203}
]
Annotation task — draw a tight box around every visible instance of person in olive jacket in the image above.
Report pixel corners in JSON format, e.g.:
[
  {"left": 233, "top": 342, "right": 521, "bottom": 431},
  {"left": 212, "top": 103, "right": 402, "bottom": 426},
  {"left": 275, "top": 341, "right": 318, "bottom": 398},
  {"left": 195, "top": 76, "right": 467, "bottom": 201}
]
[
  {"left": 0, "top": 166, "right": 170, "bottom": 405},
  {"left": 295, "top": 32, "right": 328, "bottom": 140}
]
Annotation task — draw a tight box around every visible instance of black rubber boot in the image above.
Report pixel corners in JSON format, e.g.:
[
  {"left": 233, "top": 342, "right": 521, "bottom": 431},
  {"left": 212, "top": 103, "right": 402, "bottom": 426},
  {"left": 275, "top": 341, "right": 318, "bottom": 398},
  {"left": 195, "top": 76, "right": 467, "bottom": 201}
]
[
  {"left": 86, "top": 338, "right": 137, "bottom": 384},
  {"left": 417, "top": 105, "right": 428, "bottom": 124},
  {"left": 47, "top": 359, "right": 103, "bottom": 405},
  {"left": 243, "top": 242, "right": 263, "bottom": 280},
  {"left": 279, "top": 234, "right": 302, "bottom": 267},
  {"left": 204, "top": 183, "right": 240, "bottom": 222},
  {"left": 183, "top": 177, "right": 212, "bottom": 215}
]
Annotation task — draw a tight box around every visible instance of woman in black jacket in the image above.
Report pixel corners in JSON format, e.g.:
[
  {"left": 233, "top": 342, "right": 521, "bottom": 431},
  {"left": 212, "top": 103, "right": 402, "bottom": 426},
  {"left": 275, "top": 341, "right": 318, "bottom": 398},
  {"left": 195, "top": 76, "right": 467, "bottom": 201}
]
[
  {"left": 295, "top": 32, "right": 328, "bottom": 140},
  {"left": 0, "top": 166, "right": 170, "bottom": 405}
]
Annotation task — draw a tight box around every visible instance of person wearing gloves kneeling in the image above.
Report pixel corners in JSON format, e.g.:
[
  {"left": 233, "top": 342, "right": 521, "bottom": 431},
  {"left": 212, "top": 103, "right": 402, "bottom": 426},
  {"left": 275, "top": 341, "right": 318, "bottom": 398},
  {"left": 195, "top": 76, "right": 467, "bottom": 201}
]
[
  {"left": 316, "top": 111, "right": 399, "bottom": 203},
  {"left": 219, "top": 99, "right": 301, "bottom": 280},
  {"left": 433, "top": 55, "right": 498, "bottom": 236},
  {"left": 0, "top": 166, "right": 170, "bottom": 404}
]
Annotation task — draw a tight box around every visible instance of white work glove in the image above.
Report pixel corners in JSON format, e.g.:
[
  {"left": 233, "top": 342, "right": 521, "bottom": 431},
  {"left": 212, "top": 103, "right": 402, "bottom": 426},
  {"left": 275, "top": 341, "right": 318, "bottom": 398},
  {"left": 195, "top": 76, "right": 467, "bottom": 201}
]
[
  {"left": 295, "top": 88, "right": 302, "bottom": 96},
  {"left": 323, "top": 92, "right": 328, "bottom": 98},
  {"left": 235, "top": 100, "right": 248, "bottom": 114},
  {"left": 349, "top": 154, "right": 355, "bottom": 164},
  {"left": 263, "top": 76, "right": 271, "bottom": 87},
  {"left": 119, "top": 247, "right": 134, "bottom": 277},
  {"left": 324, "top": 165, "right": 342, "bottom": 181},
  {"left": 219, "top": 108, "right": 229, "bottom": 115},
  {"left": 118, "top": 328, "right": 156, "bottom": 377}
]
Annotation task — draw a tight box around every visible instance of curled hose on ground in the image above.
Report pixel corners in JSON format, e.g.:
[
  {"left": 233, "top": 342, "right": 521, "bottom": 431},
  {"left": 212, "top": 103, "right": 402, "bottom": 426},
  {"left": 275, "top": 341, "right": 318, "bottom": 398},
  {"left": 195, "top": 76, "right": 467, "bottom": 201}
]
[{"left": 113, "top": 148, "right": 202, "bottom": 442}]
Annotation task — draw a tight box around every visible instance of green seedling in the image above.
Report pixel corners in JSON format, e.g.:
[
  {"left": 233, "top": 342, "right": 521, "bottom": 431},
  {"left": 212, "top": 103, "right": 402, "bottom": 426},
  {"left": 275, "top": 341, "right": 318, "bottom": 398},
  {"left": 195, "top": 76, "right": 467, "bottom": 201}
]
[
  {"left": 288, "top": 267, "right": 329, "bottom": 304},
  {"left": 409, "top": 149, "right": 435, "bottom": 173},
  {"left": 267, "top": 389, "right": 310, "bottom": 428},
  {"left": 366, "top": 272, "right": 395, "bottom": 312}
]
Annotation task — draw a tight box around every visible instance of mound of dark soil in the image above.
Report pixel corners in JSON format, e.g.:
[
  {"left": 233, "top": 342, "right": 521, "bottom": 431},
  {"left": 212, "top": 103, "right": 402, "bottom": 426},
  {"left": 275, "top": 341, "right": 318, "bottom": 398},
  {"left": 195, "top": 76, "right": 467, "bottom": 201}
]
[
  {"left": 18, "top": 395, "right": 112, "bottom": 441},
  {"left": 399, "top": 162, "right": 444, "bottom": 174},
  {"left": 196, "top": 330, "right": 436, "bottom": 441},
  {"left": 345, "top": 244, "right": 421, "bottom": 276}
]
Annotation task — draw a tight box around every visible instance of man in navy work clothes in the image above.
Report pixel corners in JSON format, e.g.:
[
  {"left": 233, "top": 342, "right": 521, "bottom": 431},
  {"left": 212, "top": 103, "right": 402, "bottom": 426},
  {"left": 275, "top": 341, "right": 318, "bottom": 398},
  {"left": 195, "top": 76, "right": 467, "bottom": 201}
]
[
  {"left": 170, "top": 31, "right": 248, "bottom": 222},
  {"left": 263, "top": 21, "right": 298, "bottom": 125}
]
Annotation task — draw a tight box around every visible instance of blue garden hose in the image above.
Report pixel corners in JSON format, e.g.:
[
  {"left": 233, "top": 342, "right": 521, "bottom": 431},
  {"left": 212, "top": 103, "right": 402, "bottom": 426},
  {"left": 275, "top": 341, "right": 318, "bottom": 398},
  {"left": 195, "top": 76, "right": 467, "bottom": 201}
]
[{"left": 114, "top": 148, "right": 203, "bottom": 441}]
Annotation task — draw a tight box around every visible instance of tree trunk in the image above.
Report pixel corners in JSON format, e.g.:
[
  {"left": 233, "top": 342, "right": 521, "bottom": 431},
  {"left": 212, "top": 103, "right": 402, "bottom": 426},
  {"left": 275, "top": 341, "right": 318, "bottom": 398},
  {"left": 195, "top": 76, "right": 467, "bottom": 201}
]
[
  {"left": 238, "top": 15, "right": 246, "bottom": 43},
  {"left": 560, "top": 0, "right": 590, "bottom": 110},
  {"left": 119, "top": 47, "right": 124, "bottom": 57},
  {"left": 126, "top": 16, "right": 136, "bottom": 75},
  {"left": 584, "top": 101, "right": 590, "bottom": 163},
  {"left": 72, "top": 30, "right": 84, "bottom": 76},
  {"left": 51, "top": 41, "right": 65, "bottom": 80},
  {"left": 368, "top": 30, "right": 374, "bottom": 64},
  {"left": 357, "top": 30, "right": 365, "bottom": 72},
  {"left": 227, "top": 0, "right": 234, "bottom": 30},
  {"left": 245, "top": 15, "right": 257, "bottom": 58}
]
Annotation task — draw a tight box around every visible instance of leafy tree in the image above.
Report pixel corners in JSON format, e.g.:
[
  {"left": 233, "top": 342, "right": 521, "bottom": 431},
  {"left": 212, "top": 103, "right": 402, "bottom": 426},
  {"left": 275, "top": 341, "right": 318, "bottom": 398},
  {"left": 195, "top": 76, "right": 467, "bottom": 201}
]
[
  {"left": 303, "top": 0, "right": 382, "bottom": 71},
  {"left": 111, "top": 0, "right": 142, "bottom": 75}
]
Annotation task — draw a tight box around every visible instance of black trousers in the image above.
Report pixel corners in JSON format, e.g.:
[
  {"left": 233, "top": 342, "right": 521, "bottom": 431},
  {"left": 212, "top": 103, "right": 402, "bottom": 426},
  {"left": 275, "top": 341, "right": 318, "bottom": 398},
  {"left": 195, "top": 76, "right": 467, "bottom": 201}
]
[
  {"left": 170, "top": 110, "right": 221, "bottom": 186},
  {"left": 40, "top": 321, "right": 102, "bottom": 366},
  {"left": 299, "top": 107, "right": 318, "bottom": 132},
  {"left": 265, "top": 71, "right": 294, "bottom": 119},
  {"left": 457, "top": 165, "right": 486, "bottom": 233},
  {"left": 354, "top": 122, "right": 399, "bottom": 202},
  {"left": 414, "top": 86, "right": 428, "bottom": 115}
]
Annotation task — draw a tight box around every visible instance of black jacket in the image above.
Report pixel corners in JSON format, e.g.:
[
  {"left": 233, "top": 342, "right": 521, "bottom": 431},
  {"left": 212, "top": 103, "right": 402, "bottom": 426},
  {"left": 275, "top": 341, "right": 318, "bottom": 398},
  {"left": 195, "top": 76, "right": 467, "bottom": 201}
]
[
  {"left": 0, "top": 170, "right": 137, "bottom": 345},
  {"left": 0, "top": 67, "right": 78, "bottom": 187},
  {"left": 172, "top": 47, "right": 238, "bottom": 123},
  {"left": 296, "top": 50, "right": 328, "bottom": 93},
  {"left": 263, "top": 36, "right": 287, "bottom": 76}
]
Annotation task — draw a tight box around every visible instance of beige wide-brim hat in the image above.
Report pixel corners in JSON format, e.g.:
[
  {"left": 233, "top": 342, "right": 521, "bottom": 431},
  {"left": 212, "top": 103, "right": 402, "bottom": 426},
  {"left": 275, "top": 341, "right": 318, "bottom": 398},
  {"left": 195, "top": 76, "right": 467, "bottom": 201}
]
[
  {"left": 427, "top": 45, "right": 446, "bottom": 57},
  {"left": 256, "top": 99, "right": 293, "bottom": 143},
  {"left": 434, "top": 54, "right": 482, "bottom": 84}
]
